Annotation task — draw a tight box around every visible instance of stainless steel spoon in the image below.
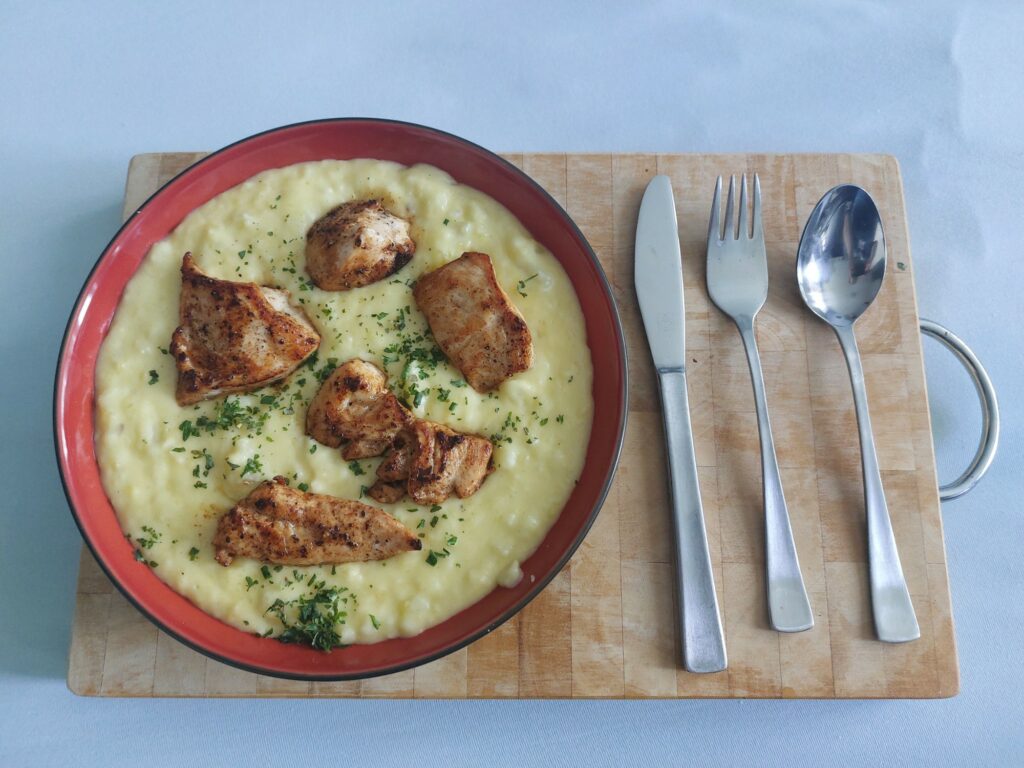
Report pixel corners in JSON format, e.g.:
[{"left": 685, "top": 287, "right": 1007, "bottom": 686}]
[{"left": 796, "top": 185, "right": 920, "bottom": 643}]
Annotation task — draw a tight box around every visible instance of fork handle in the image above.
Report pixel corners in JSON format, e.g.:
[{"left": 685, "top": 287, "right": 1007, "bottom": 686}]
[
  {"left": 656, "top": 368, "right": 727, "bottom": 673},
  {"left": 737, "top": 320, "right": 814, "bottom": 632},
  {"left": 835, "top": 325, "right": 920, "bottom": 643}
]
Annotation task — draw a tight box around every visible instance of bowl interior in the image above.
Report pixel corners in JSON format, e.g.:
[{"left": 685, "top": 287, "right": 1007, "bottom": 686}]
[{"left": 55, "top": 119, "right": 627, "bottom": 679}]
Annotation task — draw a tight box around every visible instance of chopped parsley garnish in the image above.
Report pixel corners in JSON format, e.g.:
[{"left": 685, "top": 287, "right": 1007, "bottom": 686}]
[
  {"left": 490, "top": 412, "right": 522, "bottom": 445},
  {"left": 188, "top": 547, "right": 200, "bottom": 561},
  {"left": 516, "top": 273, "right": 539, "bottom": 297},
  {"left": 260, "top": 565, "right": 273, "bottom": 581},
  {"left": 265, "top": 585, "right": 351, "bottom": 652},
  {"left": 192, "top": 448, "right": 215, "bottom": 476},
  {"left": 425, "top": 548, "right": 450, "bottom": 566},
  {"left": 135, "top": 525, "right": 161, "bottom": 550},
  {"left": 313, "top": 356, "right": 339, "bottom": 382},
  {"left": 348, "top": 460, "right": 366, "bottom": 477},
  {"left": 370, "top": 614, "right": 381, "bottom": 630},
  {"left": 297, "top": 482, "right": 310, "bottom": 492},
  {"left": 245, "top": 576, "right": 258, "bottom": 591},
  {"left": 443, "top": 218, "right": 450, "bottom": 226},
  {"left": 240, "top": 454, "right": 263, "bottom": 477},
  {"left": 180, "top": 397, "right": 272, "bottom": 442},
  {"left": 147, "top": 369, "right": 159, "bottom": 385},
  {"left": 556, "top": 414, "right": 565, "bottom": 424}
]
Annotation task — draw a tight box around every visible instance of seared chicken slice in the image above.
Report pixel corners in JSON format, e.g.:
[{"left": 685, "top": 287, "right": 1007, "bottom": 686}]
[
  {"left": 305, "top": 199, "right": 415, "bottom": 290},
  {"left": 367, "top": 429, "right": 416, "bottom": 504},
  {"left": 306, "top": 359, "right": 412, "bottom": 459},
  {"left": 368, "top": 419, "right": 493, "bottom": 506},
  {"left": 213, "top": 477, "right": 421, "bottom": 566},
  {"left": 171, "top": 253, "right": 320, "bottom": 406},
  {"left": 413, "top": 252, "right": 533, "bottom": 392}
]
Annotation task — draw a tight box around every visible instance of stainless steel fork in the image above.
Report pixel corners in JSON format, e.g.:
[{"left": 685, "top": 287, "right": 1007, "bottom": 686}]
[{"left": 706, "top": 174, "right": 814, "bottom": 633}]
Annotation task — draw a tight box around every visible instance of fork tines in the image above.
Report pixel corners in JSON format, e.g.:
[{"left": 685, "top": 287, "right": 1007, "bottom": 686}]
[{"left": 708, "top": 173, "right": 762, "bottom": 243}]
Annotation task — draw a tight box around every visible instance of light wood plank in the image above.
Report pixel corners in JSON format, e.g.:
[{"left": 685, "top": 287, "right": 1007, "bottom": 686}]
[
  {"left": 518, "top": 567, "right": 572, "bottom": 697},
  {"left": 68, "top": 151, "right": 958, "bottom": 699},
  {"left": 203, "top": 658, "right": 259, "bottom": 696},
  {"left": 467, "top": 617, "right": 520, "bottom": 698},
  {"left": 67, "top": 593, "right": 110, "bottom": 695},
  {"left": 99, "top": 595, "right": 158, "bottom": 696},
  {"left": 358, "top": 669, "right": 414, "bottom": 698},
  {"left": 153, "top": 633, "right": 206, "bottom": 695},
  {"left": 413, "top": 648, "right": 468, "bottom": 698}
]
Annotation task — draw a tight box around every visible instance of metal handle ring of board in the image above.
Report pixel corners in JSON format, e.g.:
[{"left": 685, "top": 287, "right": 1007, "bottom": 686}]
[{"left": 919, "top": 319, "right": 1000, "bottom": 502}]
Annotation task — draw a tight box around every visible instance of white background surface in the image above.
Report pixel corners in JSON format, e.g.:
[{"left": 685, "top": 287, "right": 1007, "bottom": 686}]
[{"left": 2, "top": 1, "right": 1022, "bottom": 764}]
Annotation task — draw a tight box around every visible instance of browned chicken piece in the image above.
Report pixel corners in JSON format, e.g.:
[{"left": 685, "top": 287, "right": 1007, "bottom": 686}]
[
  {"left": 366, "top": 429, "right": 416, "bottom": 504},
  {"left": 170, "top": 253, "right": 320, "bottom": 406},
  {"left": 368, "top": 419, "right": 493, "bottom": 506},
  {"left": 213, "top": 477, "right": 421, "bottom": 567},
  {"left": 305, "top": 199, "right": 416, "bottom": 290},
  {"left": 305, "top": 359, "right": 412, "bottom": 459},
  {"left": 413, "top": 252, "right": 533, "bottom": 392}
]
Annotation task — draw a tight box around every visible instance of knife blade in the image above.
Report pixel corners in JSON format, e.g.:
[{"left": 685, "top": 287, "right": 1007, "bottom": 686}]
[{"left": 635, "top": 175, "right": 727, "bottom": 674}]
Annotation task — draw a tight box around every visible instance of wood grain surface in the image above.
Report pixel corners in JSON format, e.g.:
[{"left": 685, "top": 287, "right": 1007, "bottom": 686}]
[{"left": 67, "top": 152, "right": 958, "bottom": 698}]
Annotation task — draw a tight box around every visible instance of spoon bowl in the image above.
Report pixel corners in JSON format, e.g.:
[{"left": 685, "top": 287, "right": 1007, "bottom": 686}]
[{"left": 797, "top": 184, "right": 886, "bottom": 326}]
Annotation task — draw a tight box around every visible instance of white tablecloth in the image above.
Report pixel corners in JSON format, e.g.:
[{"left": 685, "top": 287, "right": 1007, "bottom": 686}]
[{"left": 2, "top": 1, "right": 1021, "bottom": 764}]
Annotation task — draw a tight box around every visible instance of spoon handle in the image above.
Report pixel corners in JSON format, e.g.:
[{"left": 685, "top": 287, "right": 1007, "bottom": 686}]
[
  {"left": 835, "top": 325, "right": 920, "bottom": 643},
  {"left": 737, "top": 320, "right": 814, "bottom": 633}
]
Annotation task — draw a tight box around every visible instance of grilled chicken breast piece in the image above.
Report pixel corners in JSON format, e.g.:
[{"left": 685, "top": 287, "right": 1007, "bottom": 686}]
[
  {"left": 213, "top": 477, "right": 421, "bottom": 566},
  {"left": 306, "top": 359, "right": 412, "bottom": 459},
  {"left": 368, "top": 419, "right": 493, "bottom": 506},
  {"left": 305, "top": 199, "right": 415, "bottom": 291},
  {"left": 413, "top": 252, "right": 533, "bottom": 392},
  {"left": 171, "top": 253, "right": 320, "bottom": 406}
]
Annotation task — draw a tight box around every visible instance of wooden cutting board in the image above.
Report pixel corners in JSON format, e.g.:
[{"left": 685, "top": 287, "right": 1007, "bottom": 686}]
[{"left": 67, "top": 152, "right": 957, "bottom": 698}]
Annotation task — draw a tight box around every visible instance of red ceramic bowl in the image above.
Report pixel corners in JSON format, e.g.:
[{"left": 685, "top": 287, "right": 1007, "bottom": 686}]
[{"left": 54, "top": 119, "right": 627, "bottom": 680}]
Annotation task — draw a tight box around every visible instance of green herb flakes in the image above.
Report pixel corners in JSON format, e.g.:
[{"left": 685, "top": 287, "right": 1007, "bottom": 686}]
[
  {"left": 240, "top": 454, "right": 263, "bottom": 477},
  {"left": 265, "top": 585, "right": 351, "bottom": 652},
  {"left": 516, "top": 273, "right": 539, "bottom": 297}
]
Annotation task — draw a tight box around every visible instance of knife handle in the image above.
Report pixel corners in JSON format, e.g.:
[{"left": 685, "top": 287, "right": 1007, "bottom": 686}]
[{"left": 657, "top": 369, "right": 728, "bottom": 673}]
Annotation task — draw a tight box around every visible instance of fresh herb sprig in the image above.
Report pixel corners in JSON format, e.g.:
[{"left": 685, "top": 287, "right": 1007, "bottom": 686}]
[{"left": 265, "top": 584, "right": 351, "bottom": 652}]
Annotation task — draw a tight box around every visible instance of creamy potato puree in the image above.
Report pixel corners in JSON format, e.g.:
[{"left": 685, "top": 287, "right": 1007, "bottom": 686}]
[{"left": 95, "top": 159, "right": 593, "bottom": 645}]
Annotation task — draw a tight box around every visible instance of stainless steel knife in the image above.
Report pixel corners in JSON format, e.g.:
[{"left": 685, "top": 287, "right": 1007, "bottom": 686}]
[{"left": 635, "top": 175, "right": 727, "bottom": 674}]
